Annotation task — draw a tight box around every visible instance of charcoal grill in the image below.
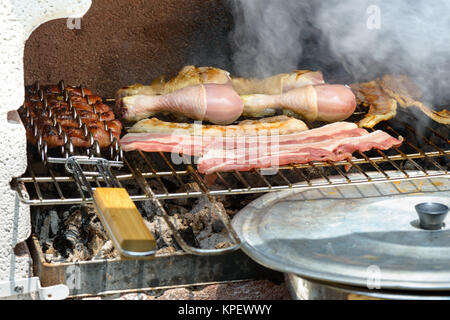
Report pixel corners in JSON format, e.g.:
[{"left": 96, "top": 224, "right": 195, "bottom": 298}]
[
  {"left": 1, "top": 0, "right": 447, "bottom": 301},
  {"left": 13, "top": 85, "right": 449, "bottom": 204},
  {"left": 9, "top": 79, "right": 449, "bottom": 297}
]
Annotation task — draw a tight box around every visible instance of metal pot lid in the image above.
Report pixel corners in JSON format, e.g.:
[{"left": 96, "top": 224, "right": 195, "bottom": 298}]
[{"left": 232, "top": 172, "right": 450, "bottom": 291}]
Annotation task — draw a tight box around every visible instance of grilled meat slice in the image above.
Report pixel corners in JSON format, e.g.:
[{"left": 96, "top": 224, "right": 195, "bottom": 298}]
[
  {"left": 351, "top": 75, "right": 450, "bottom": 126},
  {"left": 25, "top": 84, "right": 93, "bottom": 97},
  {"left": 349, "top": 81, "right": 398, "bottom": 128},
  {"left": 125, "top": 115, "right": 308, "bottom": 136},
  {"left": 378, "top": 75, "right": 450, "bottom": 125},
  {"left": 20, "top": 83, "right": 122, "bottom": 149}
]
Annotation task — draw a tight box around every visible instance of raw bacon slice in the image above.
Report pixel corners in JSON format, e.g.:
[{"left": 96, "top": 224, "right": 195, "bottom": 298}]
[
  {"left": 120, "top": 117, "right": 402, "bottom": 175},
  {"left": 119, "top": 120, "right": 358, "bottom": 154},
  {"left": 197, "top": 130, "right": 403, "bottom": 174},
  {"left": 120, "top": 123, "right": 366, "bottom": 156}
]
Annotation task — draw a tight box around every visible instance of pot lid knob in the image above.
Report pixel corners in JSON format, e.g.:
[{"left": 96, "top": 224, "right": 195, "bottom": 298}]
[{"left": 415, "top": 202, "right": 449, "bottom": 230}]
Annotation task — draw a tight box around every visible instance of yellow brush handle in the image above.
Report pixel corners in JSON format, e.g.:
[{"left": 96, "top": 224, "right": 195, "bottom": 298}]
[{"left": 93, "top": 187, "right": 156, "bottom": 260}]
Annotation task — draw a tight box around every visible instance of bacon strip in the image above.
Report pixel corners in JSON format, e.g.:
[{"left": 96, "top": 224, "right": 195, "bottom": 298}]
[
  {"left": 120, "top": 121, "right": 359, "bottom": 154},
  {"left": 120, "top": 119, "right": 402, "bottom": 175},
  {"left": 198, "top": 130, "right": 403, "bottom": 174}
]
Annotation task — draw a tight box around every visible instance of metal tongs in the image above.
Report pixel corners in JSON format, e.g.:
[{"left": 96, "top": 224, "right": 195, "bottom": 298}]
[
  {"left": 63, "top": 156, "right": 157, "bottom": 259},
  {"left": 61, "top": 155, "right": 241, "bottom": 258},
  {"left": 123, "top": 156, "right": 242, "bottom": 256}
]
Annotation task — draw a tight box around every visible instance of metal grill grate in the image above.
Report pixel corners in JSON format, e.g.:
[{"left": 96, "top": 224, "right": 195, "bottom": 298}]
[{"left": 13, "top": 102, "right": 449, "bottom": 206}]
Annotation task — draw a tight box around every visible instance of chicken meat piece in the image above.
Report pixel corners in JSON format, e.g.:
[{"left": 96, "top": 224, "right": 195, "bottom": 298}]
[
  {"left": 117, "top": 83, "right": 244, "bottom": 125},
  {"left": 231, "top": 70, "right": 325, "bottom": 95},
  {"left": 241, "top": 84, "right": 356, "bottom": 122},
  {"left": 115, "top": 65, "right": 232, "bottom": 100}
]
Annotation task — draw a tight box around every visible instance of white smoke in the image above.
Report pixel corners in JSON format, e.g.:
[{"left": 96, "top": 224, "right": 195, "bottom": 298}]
[
  {"left": 230, "top": 0, "right": 315, "bottom": 78},
  {"left": 230, "top": 0, "right": 450, "bottom": 105}
]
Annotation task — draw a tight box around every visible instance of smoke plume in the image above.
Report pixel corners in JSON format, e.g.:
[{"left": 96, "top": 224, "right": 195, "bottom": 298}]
[{"left": 230, "top": 0, "right": 450, "bottom": 105}]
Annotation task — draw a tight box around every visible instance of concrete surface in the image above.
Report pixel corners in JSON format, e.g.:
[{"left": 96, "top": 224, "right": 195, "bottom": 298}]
[{"left": 79, "top": 280, "right": 292, "bottom": 300}]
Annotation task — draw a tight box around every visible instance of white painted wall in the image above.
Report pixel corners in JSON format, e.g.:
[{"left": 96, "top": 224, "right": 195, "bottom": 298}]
[{"left": 0, "top": 0, "right": 91, "bottom": 284}]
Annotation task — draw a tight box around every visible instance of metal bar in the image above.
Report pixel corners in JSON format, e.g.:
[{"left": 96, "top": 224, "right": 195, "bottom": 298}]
[
  {"left": 382, "top": 125, "right": 429, "bottom": 174},
  {"left": 326, "top": 161, "right": 351, "bottom": 183},
  {"left": 292, "top": 166, "right": 312, "bottom": 186},
  {"left": 347, "top": 158, "right": 372, "bottom": 181},
  {"left": 65, "top": 157, "right": 93, "bottom": 197},
  {"left": 158, "top": 152, "right": 189, "bottom": 194},
  {"left": 428, "top": 127, "right": 449, "bottom": 144},
  {"left": 18, "top": 172, "right": 448, "bottom": 206},
  {"left": 124, "top": 156, "right": 241, "bottom": 256},
  {"left": 232, "top": 170, "right": 251, "bottom": 190},
  {"left": 251, "top": 169, "right": 273, "bottom": 189},
  {"left": 403, "top": 123, "right": 447, "bottom": 156},
  {"left": 308, "top": 162, "right": 332, "bottom": 184},
  {"left": 136, "top": 151, "right": 170, "bottom": 195},
  {"left": 18, "top": 147, "right": 446, "bottom": 186},
  {"left": 48, "top": 167, "right": 65, "bottom": 200},
  {"left": 214, "top": 172, "right": 232, "bottom": 191},
  {"left": 14, "top": 98, "right": 449, "bottom": 208},
  {"left": 275, "top": 170, "right": 293, "bottom": 187},
  {"left": 366, "top": 128, "right": 410, "bottom": 178},
  {"left": 357, "top": 151, "right": 390, "bottom": 179},
  {"left": 29, "top": 168, "right": 43, "bottom": 201},
  {"left": 387, "top": 124, "right": 448, "bottom": 173}
]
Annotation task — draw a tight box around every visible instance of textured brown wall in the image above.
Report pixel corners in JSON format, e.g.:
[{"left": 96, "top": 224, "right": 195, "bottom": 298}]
[{"left": 24, "top": 0, "right": 233, "bottom": 97}]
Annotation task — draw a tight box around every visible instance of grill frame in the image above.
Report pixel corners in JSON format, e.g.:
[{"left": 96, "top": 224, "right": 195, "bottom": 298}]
[{"left": 13, "top": 89, "right": 449, "bottom": 258}]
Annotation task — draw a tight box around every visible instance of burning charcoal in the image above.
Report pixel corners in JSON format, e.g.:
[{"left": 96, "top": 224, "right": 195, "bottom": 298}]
[
  {"left": 165, "top": 203, "right": 189, "bottom": 216},
  {"left": 211, "top": 218, "right": 225, "bottom": 233},
  {"left": 49, "top": 210, "right": 59, "bottom": 236},
  {"left": 156, "top": 236, "right": 169, "bottom": 249},
  {"left": 38, "top": 215, "right": 51, "bottom": 246},
  {"left": 53, "top": 221, "right": 80, "bottom": 256},
  {"left": 92, "top": 240, "right": 119, "bottom": 260},
  {"left": 215, "top": 241, "right": 232, "bottom": 249},
  {"left": 183, "top": 212, "right": 204, "bottom": 234},
  {"left": 146, "top": 215, "right": 178, "bottom": 248},
  {"left": 138, "top": 200, "right": 160, "bottom": 218},
  {"left": 176, "top": 226, "right": 199, "bottom": 249},
  {"left": 157, "top": 246, "right": 177, "bottom": 254}
]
